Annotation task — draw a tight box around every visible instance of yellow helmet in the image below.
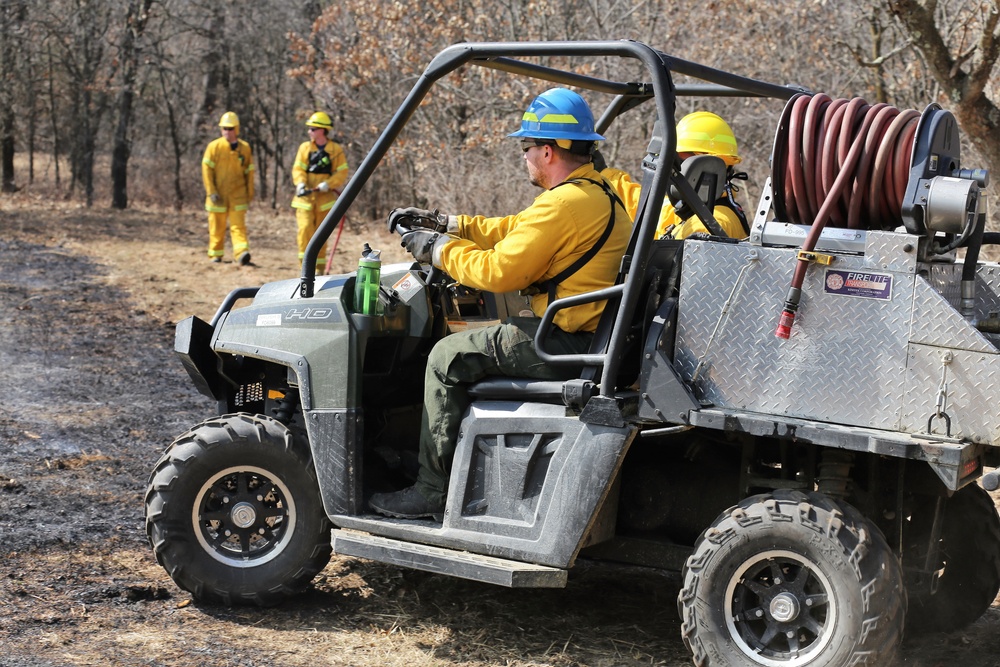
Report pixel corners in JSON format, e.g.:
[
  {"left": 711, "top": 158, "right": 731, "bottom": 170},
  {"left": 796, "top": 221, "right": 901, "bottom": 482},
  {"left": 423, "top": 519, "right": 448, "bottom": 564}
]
[
  {"left": 218, "top": 111, "right": 240, "bottom": 130},
  {"left": 306, "top": 111, "right": 333, "bottom": 130},
  {"left": 676, "top": 111, "right": 741, "bottom": 166}
]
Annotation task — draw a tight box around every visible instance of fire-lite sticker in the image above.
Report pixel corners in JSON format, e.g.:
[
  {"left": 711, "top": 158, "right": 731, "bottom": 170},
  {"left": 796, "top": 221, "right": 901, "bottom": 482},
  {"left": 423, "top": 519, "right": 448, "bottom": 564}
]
[{"left": 824, "top": 269, "right": 893, "bottom": 300}]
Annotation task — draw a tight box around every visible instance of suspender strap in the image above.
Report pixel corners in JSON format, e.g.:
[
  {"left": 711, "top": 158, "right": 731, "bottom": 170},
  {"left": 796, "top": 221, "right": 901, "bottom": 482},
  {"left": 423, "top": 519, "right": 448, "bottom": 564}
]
[
  {"left": 536, "top": 177, "right": 622, "bottom": 302},
  {"left": 722, "top": 181, "right": 750, "bottom": 236}
]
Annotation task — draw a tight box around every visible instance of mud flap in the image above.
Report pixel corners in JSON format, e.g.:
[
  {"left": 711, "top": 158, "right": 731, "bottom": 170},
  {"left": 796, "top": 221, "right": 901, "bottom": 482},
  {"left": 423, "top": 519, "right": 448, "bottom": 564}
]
[
  {"left": 175, "top": 316, "right": 224, "bottom": 399},
  {"left": 445, "top": 401, "right": 635, "bottom": 568}
]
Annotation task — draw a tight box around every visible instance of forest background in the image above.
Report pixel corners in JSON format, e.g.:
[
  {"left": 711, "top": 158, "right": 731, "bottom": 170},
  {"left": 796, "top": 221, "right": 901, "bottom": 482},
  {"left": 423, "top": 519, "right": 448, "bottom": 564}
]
[{"left": 1, "top": 0, "right": 999, "bottom": 230}]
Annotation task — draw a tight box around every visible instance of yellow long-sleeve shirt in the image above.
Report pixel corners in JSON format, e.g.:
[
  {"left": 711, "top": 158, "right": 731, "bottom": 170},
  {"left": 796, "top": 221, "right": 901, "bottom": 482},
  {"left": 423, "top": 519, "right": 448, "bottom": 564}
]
[
  {"left": 601, "top": 167, "right": 745, "bottom": 240},
  {"left": 291, "top": 140, "right": 349, "bottom": 213},
  {"left": 440, "top": 164, "right": 631, "bottom": 333},
  {"left": 202, "top": 137, "right": 255, "bottom": 212}
]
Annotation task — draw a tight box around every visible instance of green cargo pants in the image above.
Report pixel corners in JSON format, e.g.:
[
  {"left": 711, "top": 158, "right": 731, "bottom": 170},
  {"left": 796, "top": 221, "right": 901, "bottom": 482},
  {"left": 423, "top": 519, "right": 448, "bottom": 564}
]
[{"left": 415, "top": 316, "right": 593, "bottom": 505}]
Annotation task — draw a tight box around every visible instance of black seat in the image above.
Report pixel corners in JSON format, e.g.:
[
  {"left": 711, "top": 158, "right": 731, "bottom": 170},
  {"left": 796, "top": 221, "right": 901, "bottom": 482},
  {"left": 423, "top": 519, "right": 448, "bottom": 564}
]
[{"left": 467, "top": 239, "right": 682, "bottom": 408}]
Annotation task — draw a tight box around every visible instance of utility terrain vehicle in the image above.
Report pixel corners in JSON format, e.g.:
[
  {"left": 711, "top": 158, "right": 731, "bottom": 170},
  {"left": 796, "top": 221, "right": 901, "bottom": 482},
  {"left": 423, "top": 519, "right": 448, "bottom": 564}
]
[{"left": 146, "top": 40, "right": 1000, "bottom": 667}]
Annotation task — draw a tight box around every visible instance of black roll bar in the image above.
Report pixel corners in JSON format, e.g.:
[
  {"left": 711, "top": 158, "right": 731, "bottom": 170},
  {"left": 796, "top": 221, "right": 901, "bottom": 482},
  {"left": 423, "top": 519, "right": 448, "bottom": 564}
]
[{"left": 299, "top": 40, "right": 801, "bottom": 400}]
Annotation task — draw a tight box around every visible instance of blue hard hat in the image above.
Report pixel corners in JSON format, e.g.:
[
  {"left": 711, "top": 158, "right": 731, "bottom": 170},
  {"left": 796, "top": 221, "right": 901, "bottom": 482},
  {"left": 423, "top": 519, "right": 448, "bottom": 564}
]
[{"left": 508, "top": 88, "right": 605, "bottom": 142}]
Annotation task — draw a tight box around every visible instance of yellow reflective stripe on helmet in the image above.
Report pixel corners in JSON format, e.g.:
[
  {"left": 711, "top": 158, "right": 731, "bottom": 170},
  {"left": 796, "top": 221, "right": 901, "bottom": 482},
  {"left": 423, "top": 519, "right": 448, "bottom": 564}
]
[
  {"left": 684, "top": 131, "right": 738, "bottom": 148},
  {"left": 522, "top": 112, "right": 579, "bottom": 124},
  {"left": 202, "top": 158, "right": 216, "bottom": 168},
  {"left": 319, "top": 200, "right": 337, "bottom": 211},
  {"left": 291, "top": 200, "right": 313, "bottom": 211},
  {"left": 234, "top": 204, "right": 249, "bottom": 212}
]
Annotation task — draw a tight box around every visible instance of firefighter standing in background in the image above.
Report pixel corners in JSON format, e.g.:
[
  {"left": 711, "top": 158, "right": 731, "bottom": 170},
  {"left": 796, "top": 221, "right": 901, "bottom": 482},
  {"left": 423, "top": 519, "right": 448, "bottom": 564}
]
[
  {"left": 292, "top": 112, "right": 349, "bottom": 273},
  {"left": 202, "top": 112, "right": 255, "bottom": 265}
]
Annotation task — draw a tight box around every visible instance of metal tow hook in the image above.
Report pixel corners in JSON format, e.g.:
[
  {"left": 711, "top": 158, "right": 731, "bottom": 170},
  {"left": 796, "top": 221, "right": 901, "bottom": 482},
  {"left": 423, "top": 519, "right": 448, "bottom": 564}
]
[{"left": 926, "top": 351, "right": 953, "bottom": 436}]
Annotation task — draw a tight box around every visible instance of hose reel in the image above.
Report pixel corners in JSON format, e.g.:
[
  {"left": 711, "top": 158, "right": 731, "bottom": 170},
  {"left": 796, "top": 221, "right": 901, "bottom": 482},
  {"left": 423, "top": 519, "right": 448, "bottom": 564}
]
[{"left": 769, "top": 94, "right": 989, "bottom": 338}]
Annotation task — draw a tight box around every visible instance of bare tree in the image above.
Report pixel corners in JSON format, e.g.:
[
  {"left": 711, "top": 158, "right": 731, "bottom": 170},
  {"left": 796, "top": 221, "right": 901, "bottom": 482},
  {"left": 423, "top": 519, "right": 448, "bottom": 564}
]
[
  {"left": 0, "top": 0, "right": 991, "bottom": 220},
  {"left": 189, "top": 2, "right": 228, "bottom": 140},
  {"left": 886, "top": 0, "right": 1000, "bottom": 178},
  {"left": 110, "top": 0, "right": 155, "bottom": 209},
  {"left": 151, "top": 44, "right": 187, "bottom": 210},
  {"left": 37, "top": 0, "right": 116, "bottom": 206},
  {"left": 0, "top": 0, "right": 28, "bottom": 193}
]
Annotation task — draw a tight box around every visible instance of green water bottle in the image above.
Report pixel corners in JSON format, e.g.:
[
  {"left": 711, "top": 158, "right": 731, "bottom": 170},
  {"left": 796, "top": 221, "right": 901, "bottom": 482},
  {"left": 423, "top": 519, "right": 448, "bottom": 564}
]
[{"left": 354, "top": 243, "right": 381, "bottom": 315}]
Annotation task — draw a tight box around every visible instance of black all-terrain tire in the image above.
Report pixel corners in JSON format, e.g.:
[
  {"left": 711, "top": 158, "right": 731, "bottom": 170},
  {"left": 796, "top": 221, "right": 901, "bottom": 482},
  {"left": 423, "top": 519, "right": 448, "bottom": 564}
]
[
  {"left": 145, "top": 413, "right": 333, "bottom": 606},
  {"left": 678, "top": 490, "right": 905, "bottom": 667},
  {"left": 906, "top": 483, "right": 1000, "bottom": 633}
]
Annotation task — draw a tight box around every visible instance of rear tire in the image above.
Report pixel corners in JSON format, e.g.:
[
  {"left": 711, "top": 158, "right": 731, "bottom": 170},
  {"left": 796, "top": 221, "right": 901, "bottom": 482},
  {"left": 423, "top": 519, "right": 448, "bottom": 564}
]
[
  {"left": 905, "top": 483, "right": 1000, "bottom": 633},
  {"left": 145, "top": 413, "right": 332, "bottom": 605},
  {"left": 678, "top": 490, "right": 905, "bottom": 667}
]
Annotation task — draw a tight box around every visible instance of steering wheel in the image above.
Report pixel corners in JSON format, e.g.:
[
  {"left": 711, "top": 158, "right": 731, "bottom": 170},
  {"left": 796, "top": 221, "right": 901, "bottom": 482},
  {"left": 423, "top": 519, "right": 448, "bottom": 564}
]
[{"left": 390, "top": 220, "right": 451, "bottom": 286}]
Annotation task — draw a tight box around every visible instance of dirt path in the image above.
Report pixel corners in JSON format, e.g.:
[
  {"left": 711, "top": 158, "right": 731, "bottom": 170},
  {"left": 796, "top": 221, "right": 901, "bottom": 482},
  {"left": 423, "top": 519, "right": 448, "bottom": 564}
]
[{"left": 0, "top": 198, "right": 997, "bottom": 666}]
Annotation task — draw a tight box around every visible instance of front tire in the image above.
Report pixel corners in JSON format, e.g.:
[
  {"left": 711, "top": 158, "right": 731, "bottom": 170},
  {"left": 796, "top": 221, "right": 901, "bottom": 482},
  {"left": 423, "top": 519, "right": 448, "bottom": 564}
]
[
  {"left": 145, "top": 413, "right": 333, "bottom": 605},
  {"left": 678, "top": 490, "right": 905, "bottom": 667}
]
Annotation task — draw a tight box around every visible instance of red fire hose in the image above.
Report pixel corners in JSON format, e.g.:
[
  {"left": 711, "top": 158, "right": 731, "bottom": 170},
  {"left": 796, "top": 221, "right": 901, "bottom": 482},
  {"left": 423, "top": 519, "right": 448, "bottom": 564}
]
[{"left": 773, "top": 95, "right": 920, "bottom": 338}]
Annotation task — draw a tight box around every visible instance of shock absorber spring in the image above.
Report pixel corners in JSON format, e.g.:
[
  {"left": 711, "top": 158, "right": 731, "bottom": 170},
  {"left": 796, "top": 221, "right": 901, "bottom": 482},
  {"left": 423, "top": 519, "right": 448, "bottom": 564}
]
[
  {"left": 272, "top": 388, "right": 300, "bottom": 425},
  {"left": 816, "top": 449, "right": 854, "bottom": 499}
]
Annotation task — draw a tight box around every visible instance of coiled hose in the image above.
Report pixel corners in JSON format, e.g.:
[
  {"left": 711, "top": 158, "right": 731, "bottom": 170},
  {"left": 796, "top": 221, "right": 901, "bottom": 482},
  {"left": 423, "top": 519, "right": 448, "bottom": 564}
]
[{"left": 772, "top": 94, "right": 921, "bottom": 338}]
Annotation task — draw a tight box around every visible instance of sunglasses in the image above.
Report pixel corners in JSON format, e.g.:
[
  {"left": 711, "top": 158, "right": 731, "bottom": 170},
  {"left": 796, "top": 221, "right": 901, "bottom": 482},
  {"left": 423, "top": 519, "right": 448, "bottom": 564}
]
[
  {"left": 521, "top": 139, "right": 555, "bottom": 153},
  {"left": 221, "top": 126, "right": 235, "bottom": 131}
]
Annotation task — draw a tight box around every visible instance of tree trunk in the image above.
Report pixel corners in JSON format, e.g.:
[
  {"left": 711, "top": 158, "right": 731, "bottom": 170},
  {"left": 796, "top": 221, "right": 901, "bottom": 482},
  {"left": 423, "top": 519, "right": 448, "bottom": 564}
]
[
  {"left": 1, "top": 108, "right": 14, "bottom": 193},
  {"left": 886, "top": 0, "right": 1000, "bottom": 186},
  {"left": 47, "top": 43, "right": 59, "bottom": 188},
  {"left": 111, "top": 0, "right": 153, "bottom": 209},
  {"left": 0, "top": 0, "right": 20, "bottom": 194},
  {"left": 191, "top": 5, "right": 228, "bottom": 139},
  {"left": 110, "top": 91, "right": 132, "bottom": 208}
]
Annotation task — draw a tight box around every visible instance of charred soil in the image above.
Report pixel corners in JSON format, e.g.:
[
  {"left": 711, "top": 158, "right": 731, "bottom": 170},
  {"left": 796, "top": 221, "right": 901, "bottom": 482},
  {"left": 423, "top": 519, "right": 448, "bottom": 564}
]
[{"left": 0, "top": 195, "right": 998, "bottom": 666}]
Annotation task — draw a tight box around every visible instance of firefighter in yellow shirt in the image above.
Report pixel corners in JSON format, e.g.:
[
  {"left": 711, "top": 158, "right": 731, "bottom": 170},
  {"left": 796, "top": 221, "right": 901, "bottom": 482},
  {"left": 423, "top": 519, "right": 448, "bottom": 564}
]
[
  {"left": 600, "top": 111, "right": 748, "bottom": 240},
  {"left": 369, "top": 88, "right": 631, "bottom": 520},
  {"left": 202, "top": 112, "right": 255, "bottom": 264},
  {"left": 291, "top": 112, "right": 349, "bottom": 273}
]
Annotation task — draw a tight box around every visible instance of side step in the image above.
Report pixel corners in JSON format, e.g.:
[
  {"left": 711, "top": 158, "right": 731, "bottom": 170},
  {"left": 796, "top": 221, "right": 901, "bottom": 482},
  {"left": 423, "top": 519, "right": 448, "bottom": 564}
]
[{"left": 332, "top": 529, "right": 568, "bottom": 588}]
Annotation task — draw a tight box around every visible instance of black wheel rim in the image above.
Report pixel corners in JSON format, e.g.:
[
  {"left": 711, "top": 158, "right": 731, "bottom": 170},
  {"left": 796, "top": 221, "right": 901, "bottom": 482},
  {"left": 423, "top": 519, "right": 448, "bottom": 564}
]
[
  {"left": 192, "top": 466, "right": 297, "bottom": 567},
  {"left": 725, "top": 549, "right": 836, "bottom": 666}
]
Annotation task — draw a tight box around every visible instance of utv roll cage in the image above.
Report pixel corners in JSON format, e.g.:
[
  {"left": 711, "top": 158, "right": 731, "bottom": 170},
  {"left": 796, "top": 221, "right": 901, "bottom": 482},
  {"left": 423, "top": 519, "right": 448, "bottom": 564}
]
[{"left": 299, "top": 40, "right": 802, "bottom": 407}]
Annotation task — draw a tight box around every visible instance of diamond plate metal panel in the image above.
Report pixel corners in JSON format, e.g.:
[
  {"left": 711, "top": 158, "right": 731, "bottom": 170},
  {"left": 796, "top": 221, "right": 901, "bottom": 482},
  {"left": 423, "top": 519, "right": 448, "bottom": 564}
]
[
  {"left": 902, "top": 344, "right": 1000, "bottom": 445},
  {"left": 676, "top": 242, "right": 912, "bottom": 430},
  {"left": 910, "top": 278, "right": 995, "bottom": 353},
  {"left": 863, "top": 231, "right": 918, "bottom": 273},
  {"left": 925, "top": 262, "right": 1000, "bottom": 316}
]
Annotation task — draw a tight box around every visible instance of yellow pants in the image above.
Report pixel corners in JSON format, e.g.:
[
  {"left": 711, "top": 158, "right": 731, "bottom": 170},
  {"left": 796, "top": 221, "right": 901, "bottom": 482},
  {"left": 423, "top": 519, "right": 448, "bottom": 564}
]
[
  {"left": 296, "top": 208, "right": 327, "bottom": 271},
  {"left": 207, "top": 209, "right": 249, "bottom": 259}
]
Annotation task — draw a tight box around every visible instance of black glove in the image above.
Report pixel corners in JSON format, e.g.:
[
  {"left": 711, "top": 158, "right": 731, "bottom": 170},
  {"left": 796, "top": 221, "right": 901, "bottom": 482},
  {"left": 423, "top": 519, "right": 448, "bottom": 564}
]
[
  {"left": 686, "top": 231, "right": 712, "bottom": 241},
  {"left": 400, "top": 229, "right": 447, "bottom": 264},
  {"left": 388, "top": 207, "right": 448, "bottom": 234},
  {"left": 591, "top": 149, "right": 607, "bottom": 172}
]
